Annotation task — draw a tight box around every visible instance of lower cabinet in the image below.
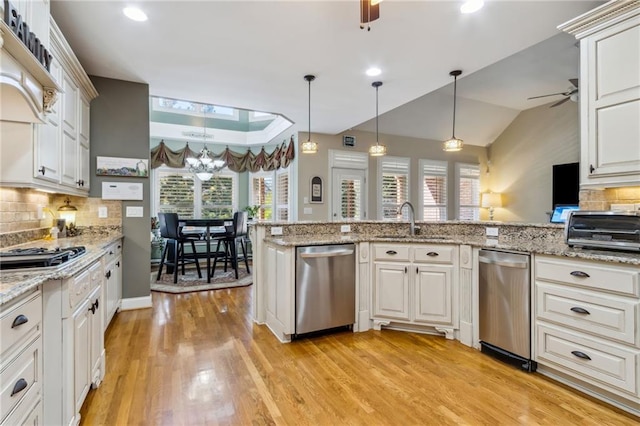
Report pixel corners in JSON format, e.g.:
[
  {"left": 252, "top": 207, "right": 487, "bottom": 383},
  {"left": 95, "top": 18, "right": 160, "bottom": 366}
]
[
  {"left": 43, "top": 259, "right": 105, "bottom": 426},
  {"left": 264, "top": 244, "right": 294, "bottom": 342},
  {"left": 534, "top": 254, "right": 640, "bottom": 414},
  {"left": 372, "top": 243, "right": 458, "bottom": 339},
  {"left": 103, "top": 240, "right": 122, "bottom": 331}
]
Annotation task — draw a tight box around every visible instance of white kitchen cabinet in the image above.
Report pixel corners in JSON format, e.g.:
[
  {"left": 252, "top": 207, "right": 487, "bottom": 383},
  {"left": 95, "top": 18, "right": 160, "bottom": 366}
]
[
  {"left": 372, "top": 243, "right": 458, "bottom": 339},
  {"left": 43, "top": 259, "right": 105, "bottom": 426},
  {"left": 533, "top": 254, "right": 640, "bottom": 415},
  {"left": 0, "top": 288, "right": 43, "bottom": 425},
  {"left": 103, "top": 240, "right": 123, "bottom": 331},
  {"left": 264, "top": 244, "right": 295, "bottom": 342},
  {"left": 560, "top": 3, "right": 640, "bottom": 188}
]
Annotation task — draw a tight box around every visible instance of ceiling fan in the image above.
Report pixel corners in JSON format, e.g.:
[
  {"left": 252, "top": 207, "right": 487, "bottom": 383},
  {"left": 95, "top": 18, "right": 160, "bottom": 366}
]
[{"left": 528, "top": 78, "right": 579, "bottom": 107}]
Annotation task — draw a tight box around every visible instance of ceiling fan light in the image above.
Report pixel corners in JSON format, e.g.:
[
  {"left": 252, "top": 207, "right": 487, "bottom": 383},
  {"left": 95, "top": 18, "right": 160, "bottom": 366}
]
[
  {"left": 301, "top": 140, "right": 318, "bottom": 154},
  {"left": 443, "top": 137, "right": 464, "bottom": 152},
  {"left": 369, "top": 144, "right": 387, "bottom": 156}
]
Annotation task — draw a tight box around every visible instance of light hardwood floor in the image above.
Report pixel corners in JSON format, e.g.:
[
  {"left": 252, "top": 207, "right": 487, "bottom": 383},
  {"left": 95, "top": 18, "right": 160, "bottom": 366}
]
[{"left": 80, "top": 287, "right": 638, "bottom": 425}]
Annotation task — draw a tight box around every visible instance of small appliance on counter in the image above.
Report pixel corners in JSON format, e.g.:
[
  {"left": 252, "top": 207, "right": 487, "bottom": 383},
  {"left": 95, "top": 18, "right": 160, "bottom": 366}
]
[{"left": 565, "top": 211, "right": 640, "bottom": 252}]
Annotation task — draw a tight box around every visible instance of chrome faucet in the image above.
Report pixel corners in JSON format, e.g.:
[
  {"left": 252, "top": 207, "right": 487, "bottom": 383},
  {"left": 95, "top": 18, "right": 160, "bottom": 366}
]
[{"left": 399, "top": 201, "right": 416, "bottom": 236}]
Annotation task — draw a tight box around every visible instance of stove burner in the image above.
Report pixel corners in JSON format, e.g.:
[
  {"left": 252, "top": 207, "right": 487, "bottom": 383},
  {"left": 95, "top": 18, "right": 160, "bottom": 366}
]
[{"left": 0, "top": 246, "right": 86, "bottom": 270}]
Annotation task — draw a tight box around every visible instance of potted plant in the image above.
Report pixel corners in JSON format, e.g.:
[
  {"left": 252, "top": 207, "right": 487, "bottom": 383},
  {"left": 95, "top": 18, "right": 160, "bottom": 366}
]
[
  {"left": 150, "top": 216, "right": 165, "bottom": 262},
  {"left": 244, "top": 205, "right": 260, "bottom": 220}
]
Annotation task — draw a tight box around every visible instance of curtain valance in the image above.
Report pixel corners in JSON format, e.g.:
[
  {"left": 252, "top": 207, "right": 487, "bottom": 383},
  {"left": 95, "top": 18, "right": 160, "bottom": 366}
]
[{"left": 150, "top": 136, "right": 295, "bottom": 173}]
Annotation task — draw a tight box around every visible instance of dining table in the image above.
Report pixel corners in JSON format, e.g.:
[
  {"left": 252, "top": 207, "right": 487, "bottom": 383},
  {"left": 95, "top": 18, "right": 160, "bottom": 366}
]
[{"left": 179, "top": 218, "right": 231, "bottom": 283}]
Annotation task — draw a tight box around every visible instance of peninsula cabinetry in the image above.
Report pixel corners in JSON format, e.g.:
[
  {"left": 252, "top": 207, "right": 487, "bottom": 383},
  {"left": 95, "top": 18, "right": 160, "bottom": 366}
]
[
  {"left": 534, "top": 255, "right": 640, "bottom": 414},
  {"left": 560, "top": 2, "right": 640, "bottom": 188},
  {"left": 372, "top": 243, "right": 458, "bottom": 339},
  {"left": 264, "top": 244, "right": 294, "bottom": 342},
  {"left": 0, "top": 288, "right": 43, "bottom": 426}
]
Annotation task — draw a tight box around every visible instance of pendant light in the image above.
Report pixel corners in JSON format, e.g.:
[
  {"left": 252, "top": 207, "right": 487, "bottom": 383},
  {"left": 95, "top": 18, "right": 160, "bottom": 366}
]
[
  {"left": 301, "top": 74, "right": 318, "bottom": 154},
  {"left": 443, "top": 69, "right": 464, "bottom": 152},
  {"left": 369, "top": 81, "right": 386, "bottom": 156}
]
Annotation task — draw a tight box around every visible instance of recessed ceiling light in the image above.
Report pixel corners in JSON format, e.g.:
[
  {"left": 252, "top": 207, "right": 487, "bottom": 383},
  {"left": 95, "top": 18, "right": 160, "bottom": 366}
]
[
  {"left": 460, "top": 0, "right": 484, "bottom": 14},
  {"left": 366, "top": 67, "right": 382, "bottom": 77},
  {"left": 123, "top": 6, "right": 148, "bottom": 22}
]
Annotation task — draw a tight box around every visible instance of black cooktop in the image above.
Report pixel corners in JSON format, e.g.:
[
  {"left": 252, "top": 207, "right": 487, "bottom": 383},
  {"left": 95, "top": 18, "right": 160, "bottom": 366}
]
[{"left": 0, "top": 246, "right": 86, "bottom": 270}]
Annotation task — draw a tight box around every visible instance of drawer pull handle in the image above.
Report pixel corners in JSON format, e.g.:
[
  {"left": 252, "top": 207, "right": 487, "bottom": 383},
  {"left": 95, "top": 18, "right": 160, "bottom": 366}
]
[
  {"left": 11, "top": 314, "right": 28, "bottom": 328},
  {"left": 109, "top": 251, "right": 114, "bottom": 255},
  {"left": 116, "top": 261, "right": 120, "bottom": 267},
  {"left": 570, "top": 271, "right": 590, "bottom": 278},
  {"left": 94, "top": 299, "right": 99, "bottom": 310},
  {"left": 426, "top": 252, "right": 439, "bottom": 257},
  {"left": 11, "top": 378, "right": 28, "bottom": 396},
  {"left": 571, "top": 350, "right": 591, "bottom": 361},
  {"left": 570, "top": 307, "right": 590, "bottom": 315},
  {"left": 89, "top": 304, "right": 96, "bottom": 314},
  {"left": 386, "top": 250, "right": 397, "bottom": 255}
]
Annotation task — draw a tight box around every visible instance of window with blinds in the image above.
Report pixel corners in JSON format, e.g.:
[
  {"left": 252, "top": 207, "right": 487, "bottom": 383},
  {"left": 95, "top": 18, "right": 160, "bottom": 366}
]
[
  {"left": 341, "top": 178, "right": 362, "bottom": 219},
  {"left": 379, "top": 157, "right": 410, "bottom": 220},
  {"left": 275, "top": 168, "right": 289, "bottom": 221},
  {"left": 420, "top": 159, "right": 448, "bottom": 221},
  {"left": 251, "top": 173, "right": 273, "bottom": 220},
  {"left": 457, "top": 163, "right": 480, "bottom": 220},
  {"left": 155, "top": 168, "right": 237, "bottom": 219}
]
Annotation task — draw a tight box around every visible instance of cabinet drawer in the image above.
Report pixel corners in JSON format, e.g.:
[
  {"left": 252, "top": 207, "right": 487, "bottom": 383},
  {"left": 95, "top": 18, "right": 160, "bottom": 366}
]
[
  {"left": 536, "top": 324, "right": 639, "bottom": 396},
  {"left": 373, "top": 245, "right": 410, "bottom": 261},
  {"left": 68, "top": 269, "right": 91, "bottom": 311},
  {"left": 536, "top": 283, "right": 639, "bottom": 346},
  {"left": 535, "top": 256, "right": 639, "bottom": 296},
  {"left": 413, "top": 245, "right": 455, "bottom": 264},
  {"left": 0, "top": 294, "right": 41, "bottom": 359},
  {"left": 103, "top": 240, "right": 122, "bottom": 263},
  {"left": 0, "top": 337, "right": 41, "bottom": 423},
  {"left": 89, "top": 261, "right": 103, "bottom": 293}
]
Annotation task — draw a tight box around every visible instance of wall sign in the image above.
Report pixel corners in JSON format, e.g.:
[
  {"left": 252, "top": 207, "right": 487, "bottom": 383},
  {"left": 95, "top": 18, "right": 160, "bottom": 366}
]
[
  {"left": 310, "top": 176, "right": 323, "bottom": 203},
  {"left": 3, "top": 0, "right": 52, "bottom": 71}
]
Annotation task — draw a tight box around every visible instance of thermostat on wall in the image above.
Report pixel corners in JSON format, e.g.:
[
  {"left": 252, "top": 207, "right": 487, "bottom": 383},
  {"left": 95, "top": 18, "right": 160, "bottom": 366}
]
[{"left": 343, "top": 135, "right": 356, "bottom": 147}]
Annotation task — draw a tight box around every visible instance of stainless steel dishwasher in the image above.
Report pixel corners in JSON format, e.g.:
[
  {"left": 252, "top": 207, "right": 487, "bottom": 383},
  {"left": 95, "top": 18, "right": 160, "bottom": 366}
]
[
  {"left": 295, "top": 244, "right": 356, "bottom": 336},
  {"left": 479, "top": 249, "right": 536, "bottom": 372}
]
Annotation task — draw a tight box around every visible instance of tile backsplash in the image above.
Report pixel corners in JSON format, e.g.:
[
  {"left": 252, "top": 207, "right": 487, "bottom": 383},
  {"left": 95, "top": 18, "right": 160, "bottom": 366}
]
[
  {"left": 579, "top": 187, "right": 640, "bottom": 211},
  {"left": 0, "top": 187, "right": 122, "bottom": 247}
]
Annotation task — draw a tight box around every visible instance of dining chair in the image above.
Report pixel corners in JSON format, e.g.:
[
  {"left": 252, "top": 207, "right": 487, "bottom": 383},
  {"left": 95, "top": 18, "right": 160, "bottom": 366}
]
[
  {"left": 156, "top": 212, "right": 202, "bottom": 284},
  {"left": 210, "top": 211, "right": 250, "bottom": 279}
]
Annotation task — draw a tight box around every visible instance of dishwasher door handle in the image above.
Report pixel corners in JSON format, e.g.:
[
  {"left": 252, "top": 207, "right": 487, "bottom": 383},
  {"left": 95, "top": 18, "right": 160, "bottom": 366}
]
[
  {"left": 478, "top": 256, "right": 528, "bottom": 269},
  {"left": 300, "top": 249, "right": 354, "bottom": 259}
]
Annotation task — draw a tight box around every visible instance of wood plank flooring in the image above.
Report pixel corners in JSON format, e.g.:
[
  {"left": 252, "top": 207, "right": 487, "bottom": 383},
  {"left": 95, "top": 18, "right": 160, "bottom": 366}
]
[{"left": 80, "top": 287, "right": 638, "bottom": 425}]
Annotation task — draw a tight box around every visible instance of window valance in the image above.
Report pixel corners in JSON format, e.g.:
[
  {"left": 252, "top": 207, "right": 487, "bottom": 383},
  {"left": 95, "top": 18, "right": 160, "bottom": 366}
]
[{"left": 150, "top": 136, "right": 295, "bottom": 173}]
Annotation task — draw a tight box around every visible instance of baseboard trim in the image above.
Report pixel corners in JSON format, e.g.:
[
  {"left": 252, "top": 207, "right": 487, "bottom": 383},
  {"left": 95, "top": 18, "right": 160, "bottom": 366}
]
[{"left": 120, "top": 295, "right": 152, "bottom": 311}]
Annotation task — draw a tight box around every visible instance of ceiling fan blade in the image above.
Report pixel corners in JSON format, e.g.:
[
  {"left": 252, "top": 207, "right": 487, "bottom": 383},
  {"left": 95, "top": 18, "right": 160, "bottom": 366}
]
[
  {"left": 569, "top": 78, "right": 579, "bottom": 88},
  {"left": 527, "top": 92, "right": 566, "bottom": 100},
  {"left": 550, "top": 97, "right": 570, "bottom": 108}
]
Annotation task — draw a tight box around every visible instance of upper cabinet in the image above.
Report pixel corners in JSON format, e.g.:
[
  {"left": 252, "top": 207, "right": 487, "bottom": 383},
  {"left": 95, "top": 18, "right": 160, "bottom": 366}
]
[
  {"left": 560, "top": 1, "right": 640, "bottom": 188},
  {"left": 0, "top": 15, "right": 98, "bottom": 196}
]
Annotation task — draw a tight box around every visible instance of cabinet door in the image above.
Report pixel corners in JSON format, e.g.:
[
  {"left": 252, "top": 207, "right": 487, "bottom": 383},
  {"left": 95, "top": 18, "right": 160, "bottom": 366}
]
[
  {"left": 61, "top": 71, "right": 79, "bottom": 188},
  {"left": 373, "top": 262, "right": 410, "bottom": 321},
  {"left": 414, "top": 264, "right": 453, "bottom": 325},
  {"left": 78, "top": 96, "right": 91, "bottom": 191},
  {"left": 34, "top": 55, "right": 61, "bottom": 184},
  {"left": 88, "top": 287, "right": 103, "bottom": 384},
  {"left": 104, "top": 256, "right": 122, "bottom": 330},
  {"left": 73, "top": 299, "right": 91, "bottom": 415},
  {"left": 583, "top": 16, "right": 640, "bottom": 183}
]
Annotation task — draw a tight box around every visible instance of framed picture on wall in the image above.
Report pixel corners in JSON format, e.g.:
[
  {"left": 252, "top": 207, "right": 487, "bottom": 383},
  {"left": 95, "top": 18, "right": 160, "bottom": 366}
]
[
  {"left": 310, "top": 176, "right": 323, "bottom": 203},
  {"left": 96, "top": 156, "right": 149, "bottom": 177}
]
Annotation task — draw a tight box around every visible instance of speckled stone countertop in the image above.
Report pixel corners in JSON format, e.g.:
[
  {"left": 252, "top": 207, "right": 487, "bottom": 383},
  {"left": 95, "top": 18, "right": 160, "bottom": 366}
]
[
  {"left": 0, "top": 232, "right": 124, "bottom": 305},
  {"left": 257, "top": 221, "right": 640, "bottom": 266}
]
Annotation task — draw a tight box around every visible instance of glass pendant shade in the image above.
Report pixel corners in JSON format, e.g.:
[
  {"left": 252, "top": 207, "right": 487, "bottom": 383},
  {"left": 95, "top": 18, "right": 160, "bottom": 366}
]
[
  {"left": 443, "top": 70, "right": 464, "bottom": 152},
  {"left": 443, "top": 137, "right": 463, "bottom": 152},
  {"left": 303, "top": 75, "right": 317, "bottom": 154},
  {"left": 369, "top": 81, "right": 386, "bottom": 156}
]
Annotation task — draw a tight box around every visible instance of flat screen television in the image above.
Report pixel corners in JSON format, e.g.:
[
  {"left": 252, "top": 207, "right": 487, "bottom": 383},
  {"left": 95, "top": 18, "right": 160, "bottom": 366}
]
[
  {"left": 552, "top": 162, "right": 579, "bottom": 208},
  {"left": 550, "top": 205, "right": 580, "bottom": 223}
]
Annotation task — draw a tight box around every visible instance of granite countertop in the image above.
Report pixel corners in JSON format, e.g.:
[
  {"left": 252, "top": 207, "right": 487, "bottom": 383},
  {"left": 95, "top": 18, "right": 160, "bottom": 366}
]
[
  {"left": 264, "top": 234, "right": 640, "bottom": 266},
  {"left": 0, "top": 232, "right": 124, "bottom": 305}
]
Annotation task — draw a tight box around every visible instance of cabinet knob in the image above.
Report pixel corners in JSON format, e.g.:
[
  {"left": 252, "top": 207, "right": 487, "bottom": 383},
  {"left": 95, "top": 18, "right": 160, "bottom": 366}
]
[
  {"left": 38, "top": 166, "right": 45, "bottom": 175},
  {"left": 570, "top": 306, "right": 590, "bottom": 315},
  {"left": 11, "top": 314, "right": 28, "bottom": 328},
  {"left": 105, "top": 270, "right": 111, "bottom": 279},
  {"left": 89, "top": 304, "right": 96, "bottom": 314},
  {"left": 94, "top": 299, "right": 99, "bottom": 310},
  {"left": 570, "top": 270, "right": 590, "bottom": 278},
  {"left": 10, "top": 378, "right": 28, "bottom": 397},
  {"left": 109, "top": 251, "right": 114, "bottom": 255},
  {"left": 404, "top": 266, "right": 407, "bottom": 273},
  {"left": 589, "top": 164, "right": 595, "bottom": 174},
  {"left": 76, "top": 179, "right": 85, "bottom": 186},
  {"left": 116, "top": 261, "right": 120, "bottom": 267},
  {"left": 571, "top": 350, "right": 591, "bottom": 361}
]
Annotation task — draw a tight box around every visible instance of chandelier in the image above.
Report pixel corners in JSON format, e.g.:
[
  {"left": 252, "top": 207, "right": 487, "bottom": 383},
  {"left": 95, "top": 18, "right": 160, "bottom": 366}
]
[{"left": 185, "top": 105, "right": 226, "bottom": 180}]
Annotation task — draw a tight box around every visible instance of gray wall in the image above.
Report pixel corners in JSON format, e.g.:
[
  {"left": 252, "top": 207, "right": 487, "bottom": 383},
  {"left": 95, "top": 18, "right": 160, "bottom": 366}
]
[
  {"left": 488, "top": 101, "right": 579, "bottom": 223},
  {"left": 90, "top": 77, "right": 151, "bottom": 299}
]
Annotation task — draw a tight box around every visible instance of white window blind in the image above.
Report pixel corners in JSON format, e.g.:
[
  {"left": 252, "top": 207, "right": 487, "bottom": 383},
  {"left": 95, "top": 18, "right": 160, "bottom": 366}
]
[
  {"left": 201, "top": 173, "right": 236, "bottom": 218},
  {"left": 379, "top": 157, "right": 410, "bottom": 220},
  {"left": 251, "top": 173, "right": 273, "bottom": 220},
  {"left": 341, "top": 178, "right": 362, "bottom": 220},
  {"left": 330, "top": 150, "right": 368, "bottom": 169},
  {"left": 158, "top": 170, "right": 196, "bottom": 218},
  {"left": 420, "top": 159, "right": 448, "bottom": 221},
  {"left": 275, "top": 168, "right": 289, "bottom": 221},
  {"left": 457, "top": 163, "right": 480, "bottom": 220}
]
